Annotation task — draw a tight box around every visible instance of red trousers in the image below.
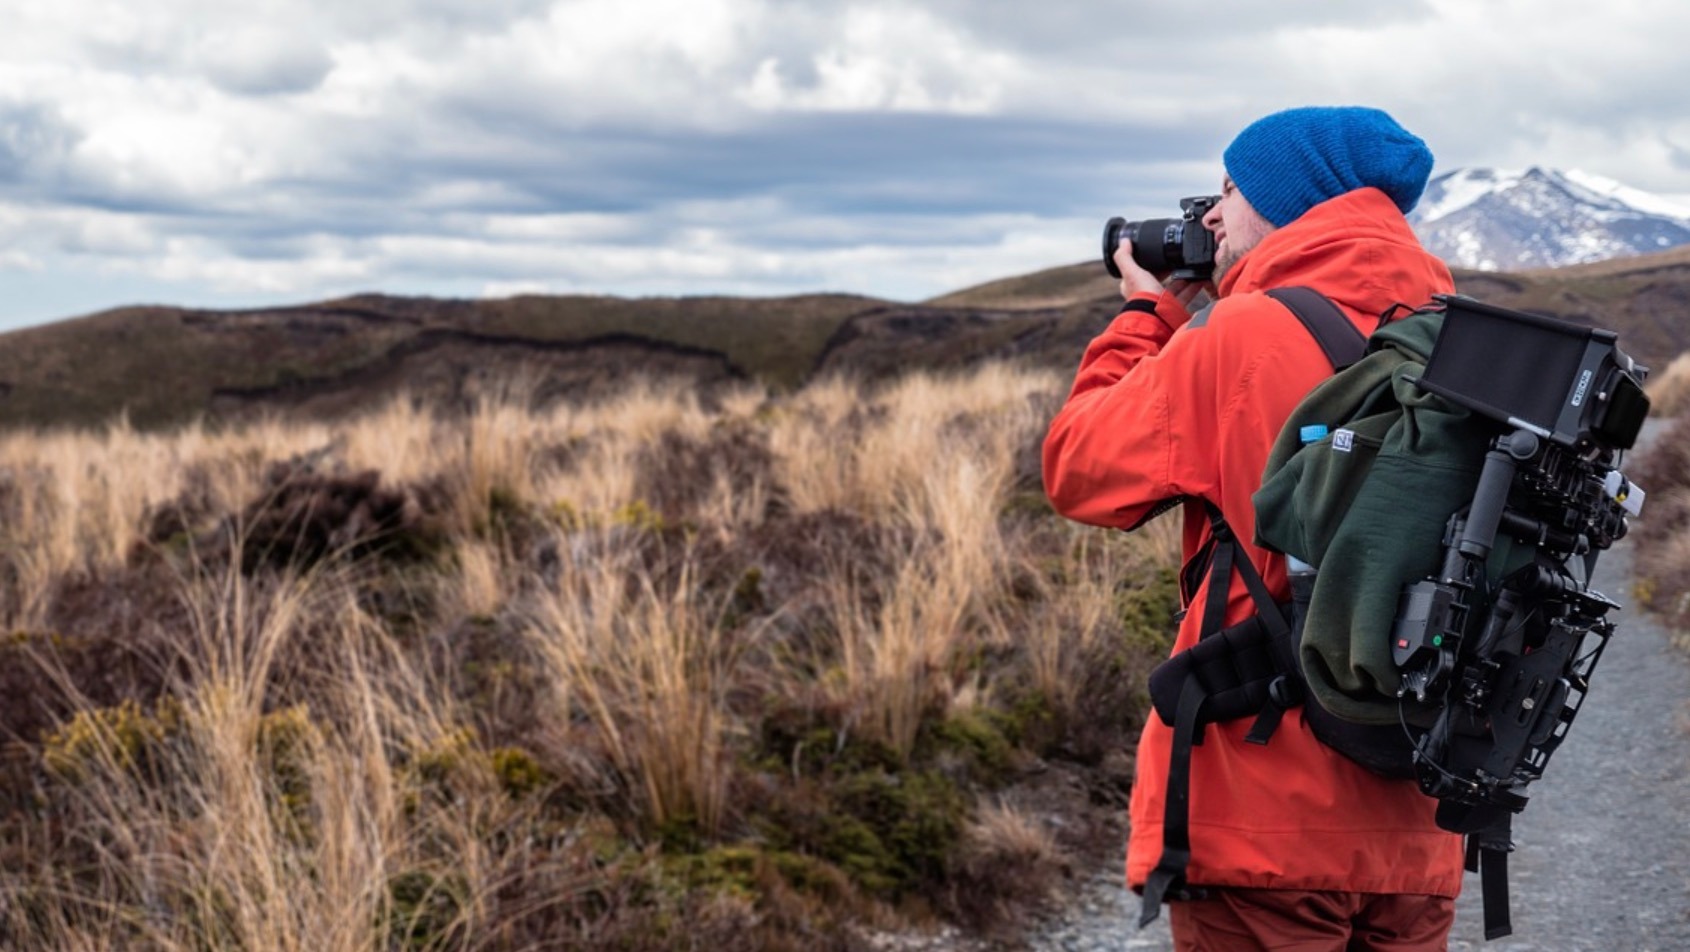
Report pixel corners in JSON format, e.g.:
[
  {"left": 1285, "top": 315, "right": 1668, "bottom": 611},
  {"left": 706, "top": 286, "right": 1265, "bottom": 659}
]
[{"left": 1169, "top": 888, "right": 1455, "bottom": 951}]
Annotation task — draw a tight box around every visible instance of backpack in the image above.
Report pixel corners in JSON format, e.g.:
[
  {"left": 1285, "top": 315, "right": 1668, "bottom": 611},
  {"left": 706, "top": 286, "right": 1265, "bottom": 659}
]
[{"left": 1137, "top": 290, "right": 1649, "bottom": 940}]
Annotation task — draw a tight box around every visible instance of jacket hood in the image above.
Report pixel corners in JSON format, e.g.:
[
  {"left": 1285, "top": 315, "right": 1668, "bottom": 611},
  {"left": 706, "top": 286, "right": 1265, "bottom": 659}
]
[{"left": 1218, "top": 187, "right": 1453, "bottom": 322}]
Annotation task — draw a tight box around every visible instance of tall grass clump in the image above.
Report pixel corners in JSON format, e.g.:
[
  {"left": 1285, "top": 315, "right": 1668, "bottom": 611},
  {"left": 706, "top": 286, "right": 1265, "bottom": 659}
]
[
  {"left": 0, "top": 358, "right": 1183, "bottom": 949},
  {"left": 1628, "top": 412, "right": 1690, "bottom": 644},
  {"left": 529, "top": 544, "right": 743, "bottom": 838},
  {"left": 1645, "top": 351, "right": 1690, "bottom": 419}
]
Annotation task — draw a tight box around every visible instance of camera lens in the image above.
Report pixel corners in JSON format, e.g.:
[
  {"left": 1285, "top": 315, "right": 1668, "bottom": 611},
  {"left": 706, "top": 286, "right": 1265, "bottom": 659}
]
[
  {"left": 1102, "top": 217, "right": 1185, "bottom": 278},
  {"left": 1102, "top": 218, "right": 1129, "bottom": 278},
  {"left": 1131, "top": 220, "right": 1186, "bottom": 273}
]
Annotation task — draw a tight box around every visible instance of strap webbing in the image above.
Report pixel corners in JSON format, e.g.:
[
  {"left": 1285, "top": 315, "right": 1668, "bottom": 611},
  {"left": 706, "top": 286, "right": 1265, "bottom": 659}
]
[
  {"left": 1140, "top": 675, "right": 1206, "bottom": 926},
  {"left": 1471, "top": 816, "right": 1515, "bottom": 940},
  {"left": 1265, "top": 287, "right": 1368, "bottom": 371},
  {"left": 1194, "top": 503, "right": 1286, "bottom": 636},
  {"left": 1141, "top": 504, "right": 1290, "bottom": 928},
  {"left": 1481, "top": 846, "right": 1512, "bottom": 940},
  {"left": 1138, "top": 290, "right": 1362, "bottom": 927}
]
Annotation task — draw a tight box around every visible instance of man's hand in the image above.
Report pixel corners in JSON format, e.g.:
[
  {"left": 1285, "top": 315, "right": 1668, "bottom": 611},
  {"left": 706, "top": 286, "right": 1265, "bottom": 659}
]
[
  {"left": 1112, "top": 245, "right": 1216, "bottom": 308},
  {"left": 1112, "top": 244, "right": 1164, "bottom": 299}
]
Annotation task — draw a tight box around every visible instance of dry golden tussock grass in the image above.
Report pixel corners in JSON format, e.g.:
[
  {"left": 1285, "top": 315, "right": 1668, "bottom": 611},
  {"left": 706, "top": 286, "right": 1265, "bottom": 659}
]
[
  {"left": 529, "top": 546, "right": 742, "bottom": 837},
  {"left": 1646, "top": 351, "right": 1690, "bottom": 418},
  {"left": 0, "top": 360, "right": 1180, "bottom": 950},
  {"left": 1628, "top": 415, "right": 1690, "bottom": 642}
]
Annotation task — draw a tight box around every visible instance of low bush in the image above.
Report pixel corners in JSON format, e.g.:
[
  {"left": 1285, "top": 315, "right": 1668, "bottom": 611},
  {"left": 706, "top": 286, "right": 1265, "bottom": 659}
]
[{"left": 0, "top": 362, "right": 1178, "bottom": 949}]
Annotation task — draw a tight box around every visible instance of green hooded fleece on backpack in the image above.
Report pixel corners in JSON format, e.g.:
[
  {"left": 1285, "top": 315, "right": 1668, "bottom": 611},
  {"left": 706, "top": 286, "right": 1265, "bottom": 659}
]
[{"left": 1252, "top": 306, "right": 1528, "bottom": 725}]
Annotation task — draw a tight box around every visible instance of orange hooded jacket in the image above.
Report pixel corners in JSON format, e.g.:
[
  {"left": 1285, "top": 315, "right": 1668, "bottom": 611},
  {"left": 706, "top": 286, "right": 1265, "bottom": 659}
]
[{"left": 1043, "top": 187, "right": 1466, "bottom": 895}]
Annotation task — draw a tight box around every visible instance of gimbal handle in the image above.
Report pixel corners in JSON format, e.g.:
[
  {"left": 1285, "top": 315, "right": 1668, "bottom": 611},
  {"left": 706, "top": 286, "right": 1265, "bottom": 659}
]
[{"left": 1458, "top": 429, "right": 1541, "bottom": 561}]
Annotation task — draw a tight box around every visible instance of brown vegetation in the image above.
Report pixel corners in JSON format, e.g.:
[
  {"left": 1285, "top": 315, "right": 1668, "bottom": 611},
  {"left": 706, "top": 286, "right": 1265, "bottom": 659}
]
[
  {"left": 1628, "top": 414, "right": 1690, "bottom": 647},
  {"left": 1645, "top": 352, "right": 1690, "bottom": 418},
  {"left": 0, "top": 362, "right": 1178, "bottom": 950},
  {"left": 6, "top": 248, "right": 1689, "bottom": 434}
]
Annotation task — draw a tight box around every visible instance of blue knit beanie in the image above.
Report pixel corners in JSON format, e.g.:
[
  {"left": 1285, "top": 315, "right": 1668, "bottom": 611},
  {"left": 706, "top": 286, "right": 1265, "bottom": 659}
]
[{"left": 1222, "top": 106, "right": 1434, "bottom": 228}]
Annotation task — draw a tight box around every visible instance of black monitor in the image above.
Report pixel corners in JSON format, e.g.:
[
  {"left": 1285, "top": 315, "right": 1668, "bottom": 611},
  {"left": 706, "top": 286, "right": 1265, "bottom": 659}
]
[{"left": 1412, "top": 295, "right": 1650, "bottom": 451}]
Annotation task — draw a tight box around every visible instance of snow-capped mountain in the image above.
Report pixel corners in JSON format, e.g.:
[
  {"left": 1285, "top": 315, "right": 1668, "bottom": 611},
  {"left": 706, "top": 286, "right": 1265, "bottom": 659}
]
[{"left": 1409, "top": 167, "right": 1690, "bottom": 271}]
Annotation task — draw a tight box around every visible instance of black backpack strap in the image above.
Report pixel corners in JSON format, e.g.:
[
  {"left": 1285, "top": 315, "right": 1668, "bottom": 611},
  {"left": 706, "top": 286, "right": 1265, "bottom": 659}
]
[
  {"left": 1200, "top": 503, "right": 1286, "bottom": 635},
  {"left": 1139, "top": 299, "right": 1360, "bottom": 928},
  {"left": 1465, "top": 816, "right": 1515, "bottom": 940},
  {"left": 1140, "top": 502, "right": 1294, "bottom": 927},
  {"left": 1264, "top": 287, "right": 1368, "bottom": 371},
  {"left": 1140, "top": 672, "right": 1206, "bottom": 926}
]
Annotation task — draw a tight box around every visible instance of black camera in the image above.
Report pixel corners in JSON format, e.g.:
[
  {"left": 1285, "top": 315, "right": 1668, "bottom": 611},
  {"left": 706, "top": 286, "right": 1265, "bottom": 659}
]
[{"left": 1101, "top": 195, "right": 1220, "bottom": 281}]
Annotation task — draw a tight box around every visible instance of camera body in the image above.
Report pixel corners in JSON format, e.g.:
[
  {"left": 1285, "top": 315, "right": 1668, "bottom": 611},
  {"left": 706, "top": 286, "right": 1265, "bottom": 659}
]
[{"left": 1102, "top": 195, "right": 1220, "bottom": 281}]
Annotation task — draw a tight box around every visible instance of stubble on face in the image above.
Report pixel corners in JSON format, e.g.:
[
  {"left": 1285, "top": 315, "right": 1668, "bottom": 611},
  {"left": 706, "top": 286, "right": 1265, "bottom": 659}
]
[
  {"left": 1213, "top": 243, "right": 1243, "bottom": 287},
  {"left": 1211, "top": 204, "right": 1274, "bottom": 288}
]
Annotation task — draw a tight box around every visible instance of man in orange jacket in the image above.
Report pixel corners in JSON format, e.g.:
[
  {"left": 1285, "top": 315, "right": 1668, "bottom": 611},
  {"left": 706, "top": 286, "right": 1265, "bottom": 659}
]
[{"left": 1043, "top": 106, "right": 1466, "bottom": 950}]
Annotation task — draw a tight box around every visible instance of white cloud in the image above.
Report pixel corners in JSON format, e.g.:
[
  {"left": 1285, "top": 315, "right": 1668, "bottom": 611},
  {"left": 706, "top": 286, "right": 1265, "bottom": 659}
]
[
  {"left": 5, "top": 0, "right": 1690, "bottom": 330},
  {"left": 740, "top": 5, "right": 1020, "bottom": 114},
  {"left": 0, "top": 250, "right": 45, "bottom": 273},
  {"left": 197, "top": 28, "right": 335, "bottom": 96},
  {"left": 144, "top": 233, "right": 375, "bottom": 292}
]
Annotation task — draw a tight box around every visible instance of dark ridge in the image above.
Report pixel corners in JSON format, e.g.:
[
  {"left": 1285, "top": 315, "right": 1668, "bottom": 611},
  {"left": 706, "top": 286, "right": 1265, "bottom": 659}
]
[
  {"left": 2, "top": 246, "right": 1687, "bottom": 430},
  {"left": 208, "top": 328, "right": 746, "bottom": 421}
]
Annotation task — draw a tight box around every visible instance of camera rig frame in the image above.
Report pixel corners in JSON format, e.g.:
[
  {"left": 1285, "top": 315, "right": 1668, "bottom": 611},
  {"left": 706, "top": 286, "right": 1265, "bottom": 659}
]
[
  {"left": 1390, "top": 429, "right": 1632, "bottom": 831},
  {"left": 1387, "top": 295, "right": 1649, "bottom": 834}
]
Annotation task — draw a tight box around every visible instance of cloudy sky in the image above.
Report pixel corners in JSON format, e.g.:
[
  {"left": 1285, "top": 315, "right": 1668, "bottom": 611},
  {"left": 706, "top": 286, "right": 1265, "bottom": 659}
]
[{"left": 4, "top": 0, "right": 1690, "bottom": 330}]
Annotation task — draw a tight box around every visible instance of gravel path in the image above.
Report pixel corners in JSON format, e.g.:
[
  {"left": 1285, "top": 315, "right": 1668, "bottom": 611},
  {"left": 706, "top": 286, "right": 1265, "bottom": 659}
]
[{"left": 1023, "top": 445, "right": 1690, "bottom": 950}]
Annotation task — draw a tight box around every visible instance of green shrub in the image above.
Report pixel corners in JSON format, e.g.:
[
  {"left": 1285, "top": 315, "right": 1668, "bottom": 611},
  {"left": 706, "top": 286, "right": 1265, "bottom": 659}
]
[
  {"left": 42, "top": 698, "right": 183, "bottom": 784},
  {"left": 383, "top": 869, "right": 469, "bottom": 950}
]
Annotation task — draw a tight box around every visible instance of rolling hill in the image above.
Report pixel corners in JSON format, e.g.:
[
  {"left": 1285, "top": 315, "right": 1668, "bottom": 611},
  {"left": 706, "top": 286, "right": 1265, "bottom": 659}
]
[{"left": 1, "top": 247, "right": 1686, "bottom": 430}]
